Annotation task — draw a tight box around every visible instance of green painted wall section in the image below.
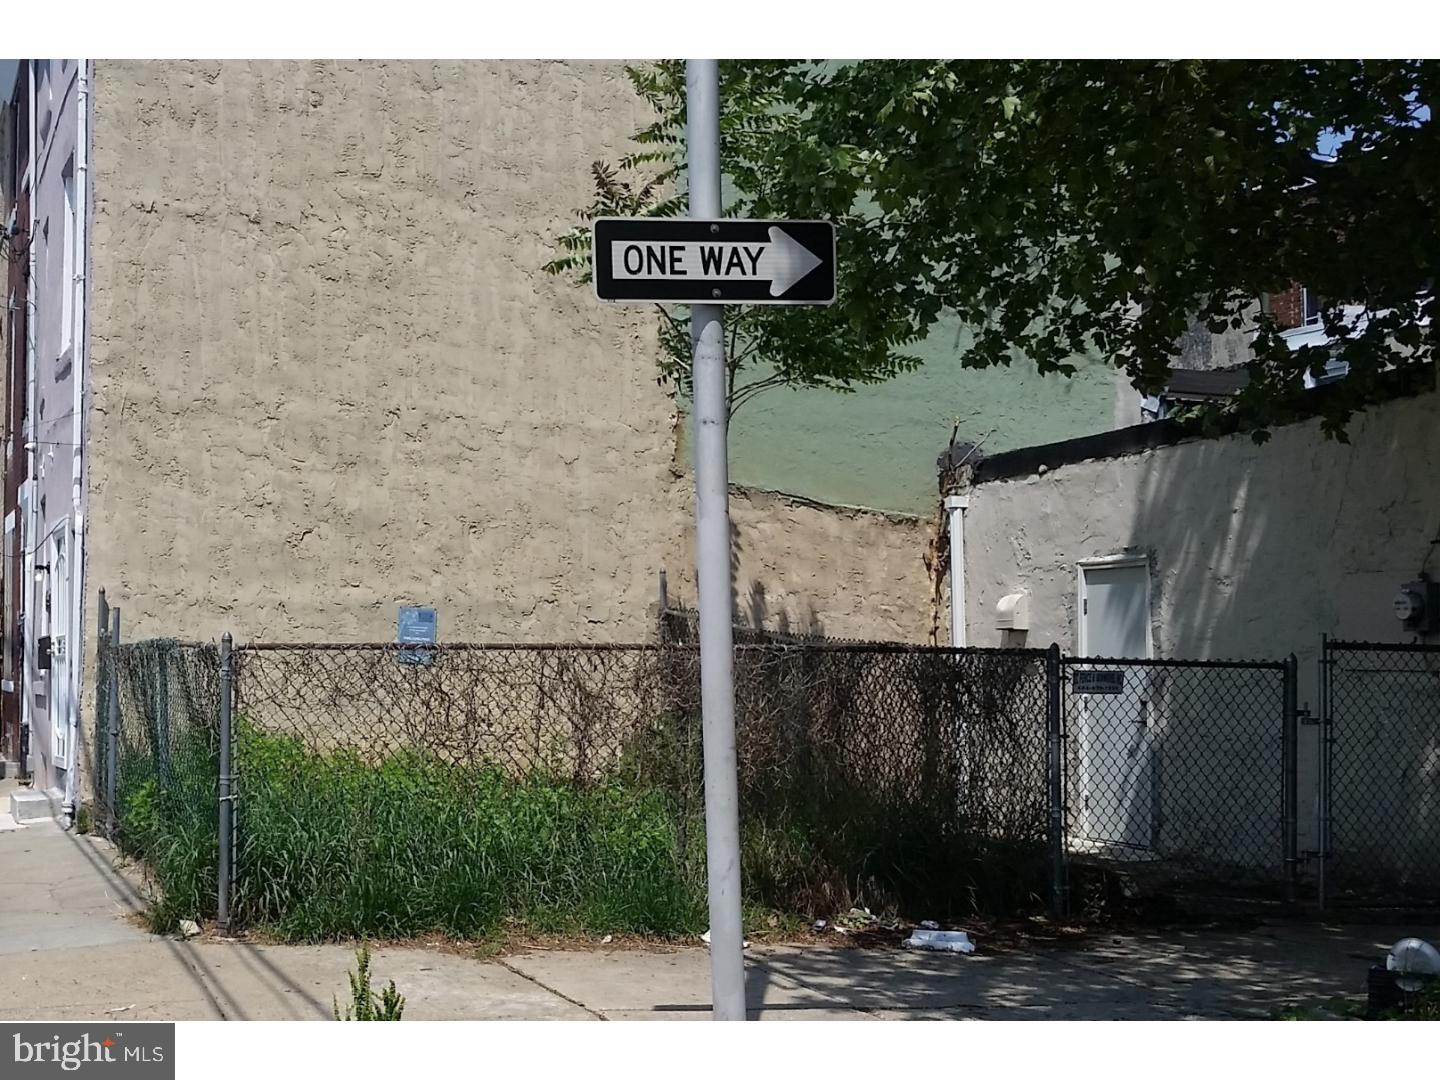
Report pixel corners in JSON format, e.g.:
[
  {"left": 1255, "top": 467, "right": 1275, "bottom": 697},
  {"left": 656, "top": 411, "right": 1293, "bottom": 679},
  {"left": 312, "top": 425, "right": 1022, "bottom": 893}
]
[{"left": 681, "top": 316, "right": 1124, "bottom": 515}]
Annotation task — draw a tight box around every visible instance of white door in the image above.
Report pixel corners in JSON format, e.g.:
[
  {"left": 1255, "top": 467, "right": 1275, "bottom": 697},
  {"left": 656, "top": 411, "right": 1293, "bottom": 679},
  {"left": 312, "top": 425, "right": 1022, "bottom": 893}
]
[
  {"left": 1076, "top": 559, "right": 1155, "bottom": 851},
  {"left": 49, "top": 531, "right": 71, "bottom": 771}
]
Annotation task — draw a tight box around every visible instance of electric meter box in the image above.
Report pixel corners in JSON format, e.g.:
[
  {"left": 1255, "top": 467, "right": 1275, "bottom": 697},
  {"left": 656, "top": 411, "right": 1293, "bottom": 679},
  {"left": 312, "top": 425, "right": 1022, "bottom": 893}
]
[{"left": 1394, "top": 577, "right": 1440, "bottom": 634}]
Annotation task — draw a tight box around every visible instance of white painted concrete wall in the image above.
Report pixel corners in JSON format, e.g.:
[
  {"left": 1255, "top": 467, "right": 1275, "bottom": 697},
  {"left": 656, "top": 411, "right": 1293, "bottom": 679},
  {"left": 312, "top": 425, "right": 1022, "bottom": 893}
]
[
  {"left": 965, "top": 386, "right": 1440, "bottom": 669},
  {"left": 963, "top": 384, "right": 1440, "bottom": 883}
]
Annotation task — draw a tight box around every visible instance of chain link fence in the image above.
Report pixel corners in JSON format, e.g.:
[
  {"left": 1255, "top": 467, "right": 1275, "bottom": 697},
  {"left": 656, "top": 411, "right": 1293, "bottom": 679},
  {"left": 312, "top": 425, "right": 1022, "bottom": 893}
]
[
  {"left": 91, "top": 595, "right": 1440, "bottom": 937},
  {"left": 659, "top": 604, "right": 889, "bottom": 647},
  {"left": 222, "top": 641, "right": 1053, "bottom": 938},
  {"left": 97, "top": 635, "right": 221, "bottom": 931},
  {"left": 1322, "top": 639, "right": 1440, "bottom": 907},
  {"left": 1059, "top": 656, "right": 1295, "bottom": 908}
]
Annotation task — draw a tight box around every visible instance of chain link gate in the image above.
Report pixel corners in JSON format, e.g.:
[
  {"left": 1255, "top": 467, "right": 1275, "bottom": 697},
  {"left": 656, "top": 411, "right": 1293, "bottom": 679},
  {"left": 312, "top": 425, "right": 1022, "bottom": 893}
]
[
  {"left": 89, "top": 578, "right": 1440, "bottom": 931},
  {"left": 1320, "top": 637, "right": 1440, "bottom": 909},
  {"left": 1057, "top": 654, "right": 1299, "bottom": 906}
]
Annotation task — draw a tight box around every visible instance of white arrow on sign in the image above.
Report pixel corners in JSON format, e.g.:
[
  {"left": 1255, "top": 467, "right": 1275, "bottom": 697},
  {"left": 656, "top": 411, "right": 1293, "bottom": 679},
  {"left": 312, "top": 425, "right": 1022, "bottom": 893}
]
[{"left": 609, "top": 227, "right": 823, "bottom": 298}]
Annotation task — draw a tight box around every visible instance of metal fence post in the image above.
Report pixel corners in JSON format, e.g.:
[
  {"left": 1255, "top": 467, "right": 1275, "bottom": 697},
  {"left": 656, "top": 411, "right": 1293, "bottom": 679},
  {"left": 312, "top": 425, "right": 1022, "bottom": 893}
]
[
  {"left": 1317, "top": 634, "right": 1331, "bottom": 911},
  {"left": 96, "top": 590, "right": 108, "bottom": 821},
  {"left": 106, "top": 607, "right": 122, "bottom": 836},
  {"left": 1281, "top": 653, "right": 1299, "bottom": 905},
  {"left": 96, "top": 589, "right": 108, "bottom": 747},
  {"left": 1045, "top": 643, "right": 1067, "bottom": 919},
  {"left": 156, "top": 643, "right": 172, "bottom": 788},
  {"left": 216, "top": 632, "right": 233, "bottom": 935}
]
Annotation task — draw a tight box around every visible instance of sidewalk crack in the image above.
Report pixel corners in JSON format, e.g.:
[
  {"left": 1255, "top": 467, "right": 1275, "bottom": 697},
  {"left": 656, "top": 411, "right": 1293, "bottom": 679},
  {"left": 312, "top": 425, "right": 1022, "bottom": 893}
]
[{"left": 496, "top": 959, "right": 608, "bottom": 1020}]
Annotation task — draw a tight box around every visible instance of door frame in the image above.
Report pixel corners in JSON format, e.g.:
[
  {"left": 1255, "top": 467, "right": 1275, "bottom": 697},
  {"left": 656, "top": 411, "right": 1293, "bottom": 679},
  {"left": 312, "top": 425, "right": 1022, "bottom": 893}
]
[
  {"left": 49, "top": 526, "right": 70, "bottom": 770},
  {"left": 1075, "top": 554, "right": 1154, "bottom": 659},
  {"left": 1073, "top": 554, "right": 1158, "bottom": 852}
]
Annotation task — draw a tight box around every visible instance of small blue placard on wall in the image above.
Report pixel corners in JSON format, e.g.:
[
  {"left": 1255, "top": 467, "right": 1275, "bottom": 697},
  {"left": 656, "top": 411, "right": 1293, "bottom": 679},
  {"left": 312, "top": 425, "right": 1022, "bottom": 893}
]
[{"left": 397, "top": 606, "right": 437, "bottom": 666}]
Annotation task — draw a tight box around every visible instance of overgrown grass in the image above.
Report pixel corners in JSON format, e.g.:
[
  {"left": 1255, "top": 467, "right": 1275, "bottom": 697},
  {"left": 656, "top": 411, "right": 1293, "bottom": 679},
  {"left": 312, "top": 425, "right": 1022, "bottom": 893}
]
[
  {"left": 737, "top": 808, "right": 1048, "bottom": 922},
  {"left": 229, "top": 724, "right": 706, "bottom": 940},
  {"left": 115, "top": 719, "right": 1049, "bottom": 941},
  {"left": 114, "top": 744, "right": 220, "bottom": 934}
]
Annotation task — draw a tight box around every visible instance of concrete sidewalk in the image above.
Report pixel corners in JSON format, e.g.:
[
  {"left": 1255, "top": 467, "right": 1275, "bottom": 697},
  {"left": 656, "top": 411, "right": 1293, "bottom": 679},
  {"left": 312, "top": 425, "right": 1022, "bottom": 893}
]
[{"left": 1, "top": 814, "right": 1428, "bottom": 1020}]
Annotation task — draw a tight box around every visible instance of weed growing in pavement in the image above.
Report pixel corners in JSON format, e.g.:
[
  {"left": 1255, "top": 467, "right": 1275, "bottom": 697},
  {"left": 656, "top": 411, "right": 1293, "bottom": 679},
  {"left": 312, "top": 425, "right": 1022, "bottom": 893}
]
[{"left": 333, "top": 945, "right": 405, "bottom": 1020}]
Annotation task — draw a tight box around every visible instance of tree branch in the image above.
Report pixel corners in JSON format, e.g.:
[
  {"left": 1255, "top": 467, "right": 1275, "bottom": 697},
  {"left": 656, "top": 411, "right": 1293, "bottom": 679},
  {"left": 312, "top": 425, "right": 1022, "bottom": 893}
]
[{"left": 729, "top": 372, "right": 789, "bottom": 417}]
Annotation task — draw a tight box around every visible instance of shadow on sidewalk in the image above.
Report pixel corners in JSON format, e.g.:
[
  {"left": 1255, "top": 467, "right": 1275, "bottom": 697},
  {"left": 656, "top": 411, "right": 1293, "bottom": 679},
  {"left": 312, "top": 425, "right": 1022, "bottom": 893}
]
[{"left": 55, "top": 825, "right": 328, "bottom": 1020}]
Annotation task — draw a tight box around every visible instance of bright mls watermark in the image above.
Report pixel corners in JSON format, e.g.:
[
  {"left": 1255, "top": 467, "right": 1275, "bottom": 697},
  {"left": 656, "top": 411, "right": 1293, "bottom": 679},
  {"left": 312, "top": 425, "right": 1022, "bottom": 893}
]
[{"left": 4, "top": 1025, "right": 174, "bottom": 1079}]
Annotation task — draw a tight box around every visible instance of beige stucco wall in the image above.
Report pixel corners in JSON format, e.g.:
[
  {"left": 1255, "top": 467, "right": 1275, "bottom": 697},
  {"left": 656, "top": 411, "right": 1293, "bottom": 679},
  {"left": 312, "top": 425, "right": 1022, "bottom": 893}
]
[
  {"left": 664, "top": 486, "right": 933, "bottom": 643},
  {"left": 82, "top": 59, "right": 932, "bottom": 656},
  {"left": 85, "top": 60, "right": 683, "bottom": 645}
]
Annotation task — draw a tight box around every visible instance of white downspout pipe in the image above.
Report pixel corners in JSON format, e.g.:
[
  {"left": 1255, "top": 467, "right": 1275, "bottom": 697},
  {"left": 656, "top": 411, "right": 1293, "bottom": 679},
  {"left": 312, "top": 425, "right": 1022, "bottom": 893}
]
[
  {"left": 944, "top": 493, "right": 969, "bottom": 648},
  {"left": 62, "top": 60, "right": 90, "bottom": 820}
]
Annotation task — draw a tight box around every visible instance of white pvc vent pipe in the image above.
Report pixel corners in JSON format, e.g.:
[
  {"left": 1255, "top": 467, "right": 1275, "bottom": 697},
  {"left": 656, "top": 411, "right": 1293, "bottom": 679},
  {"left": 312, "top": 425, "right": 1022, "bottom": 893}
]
[{"left": 944, "top": 494, "right": 969, "bottom": 648}]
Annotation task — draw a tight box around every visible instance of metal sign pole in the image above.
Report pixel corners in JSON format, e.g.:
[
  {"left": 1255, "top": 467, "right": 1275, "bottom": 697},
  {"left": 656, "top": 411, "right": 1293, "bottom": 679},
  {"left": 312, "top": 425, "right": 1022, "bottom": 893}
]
[{"left": 686, "top": 57, "right": 746, "bottom": 1022}]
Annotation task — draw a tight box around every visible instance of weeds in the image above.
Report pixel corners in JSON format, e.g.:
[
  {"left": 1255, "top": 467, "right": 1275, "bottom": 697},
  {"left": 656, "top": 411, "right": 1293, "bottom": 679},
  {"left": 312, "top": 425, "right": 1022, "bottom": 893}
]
[
  {"left": 333, "top": 946, "right": 405, "bottom": 1020},
  {"left": 1275, "top": 982, "right": 1440, "bottom": 1021},
  {"left": 1399, "top": 983, "right": 1440, "bottom": 1019},
  {"left": 113, "top": 737, "right": 218, "bottom": 934},
  {"left": 230, "top": 726, "right": 706, "bottom": 940},
  {"left": 1275, "top": 996, "right": 1366, "bottom": 1020},
  {"left": 116, "top": 718, "right": 1048, "bottom": 942}
]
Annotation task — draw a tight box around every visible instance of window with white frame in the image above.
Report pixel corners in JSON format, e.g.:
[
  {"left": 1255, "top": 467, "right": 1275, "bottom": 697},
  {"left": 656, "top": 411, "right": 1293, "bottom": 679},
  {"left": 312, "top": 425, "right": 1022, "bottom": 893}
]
[
  {"left": 1300, "top": 287, "right": 1323, "bottom": 327},
  {"left": 37, "top": 61, "right": 52, "bottom": 147}
]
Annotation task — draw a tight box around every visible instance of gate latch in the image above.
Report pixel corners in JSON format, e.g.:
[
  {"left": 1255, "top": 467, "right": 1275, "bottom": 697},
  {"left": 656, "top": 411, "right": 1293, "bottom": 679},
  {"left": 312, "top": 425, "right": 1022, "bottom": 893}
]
[{"left": 1297, "top": 708, "right": 1320, "bottom": 726}]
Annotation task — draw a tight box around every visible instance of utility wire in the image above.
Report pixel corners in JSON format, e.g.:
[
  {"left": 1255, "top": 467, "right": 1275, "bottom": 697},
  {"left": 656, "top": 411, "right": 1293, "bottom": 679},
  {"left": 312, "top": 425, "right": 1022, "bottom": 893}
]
[{"left": 0, "top": 519, "right": 72, "bottom": 562}]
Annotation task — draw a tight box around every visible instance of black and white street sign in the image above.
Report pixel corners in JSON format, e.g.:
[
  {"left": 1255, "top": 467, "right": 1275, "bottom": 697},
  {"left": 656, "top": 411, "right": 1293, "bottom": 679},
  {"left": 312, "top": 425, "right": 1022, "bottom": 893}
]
[{"left": 592, "top": 218, "right": 836, "bottom": 305}]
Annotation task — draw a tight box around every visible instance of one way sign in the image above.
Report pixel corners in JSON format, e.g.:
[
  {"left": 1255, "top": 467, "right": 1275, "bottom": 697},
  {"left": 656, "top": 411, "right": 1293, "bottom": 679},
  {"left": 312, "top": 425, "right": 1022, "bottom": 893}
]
[{"left": 592, "top": 218, "right": 836, "bottom": 305}]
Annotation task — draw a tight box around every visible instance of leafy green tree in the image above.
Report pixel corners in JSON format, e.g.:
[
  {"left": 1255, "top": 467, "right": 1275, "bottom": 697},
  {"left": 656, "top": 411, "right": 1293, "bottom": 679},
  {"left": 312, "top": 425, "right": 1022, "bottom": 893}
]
[
  {"left": 545, "top": 62, "right": 923, "bottom": 418},
  {"left": 549, "top": 60, "right": 1436, "bottom": 437}
]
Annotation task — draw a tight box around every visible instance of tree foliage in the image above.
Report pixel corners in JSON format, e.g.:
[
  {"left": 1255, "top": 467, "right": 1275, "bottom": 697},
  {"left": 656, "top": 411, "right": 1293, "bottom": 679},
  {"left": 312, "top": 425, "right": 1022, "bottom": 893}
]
[
  {"left": 549, "top": 60, "right": 1437, "bottom": 435},
  {"left": 545, "top": 62, "right": 923, "bottom": 417}
]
